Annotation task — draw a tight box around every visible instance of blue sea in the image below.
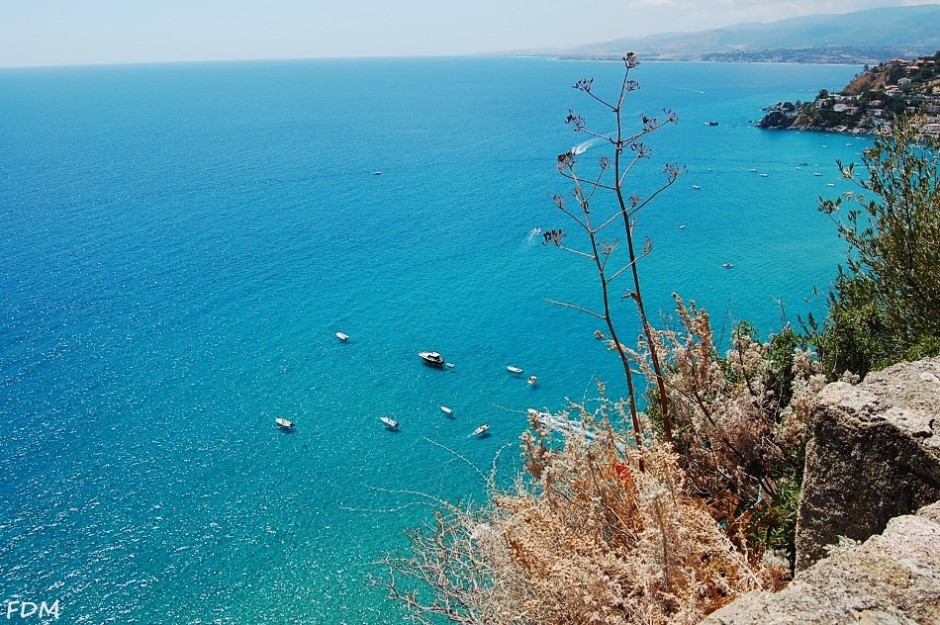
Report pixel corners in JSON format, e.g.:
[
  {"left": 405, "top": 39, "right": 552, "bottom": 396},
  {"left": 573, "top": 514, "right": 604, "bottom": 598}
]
[{"left": 0, "top": 57, "right": 864, "bottom": 623}]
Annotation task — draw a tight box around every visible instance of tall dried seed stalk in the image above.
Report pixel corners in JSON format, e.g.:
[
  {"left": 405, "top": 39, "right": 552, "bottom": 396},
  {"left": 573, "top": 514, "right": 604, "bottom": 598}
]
[{"left": 545, "top": 52, "right": 681, "bottom": 443}]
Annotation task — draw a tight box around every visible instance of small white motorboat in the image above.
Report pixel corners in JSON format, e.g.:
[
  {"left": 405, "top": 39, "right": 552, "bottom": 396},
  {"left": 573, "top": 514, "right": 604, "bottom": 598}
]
[
  {"left": 814, "top": 172, "right": 823, "bottom": 177},
  {"left": 335, "top": 332, "right": 349, "bottom": 342},
  {"left": 506, "top": 365, "right": 524, "bottom": 375},
  {"left": 380, "top": 416, "right": 400, "bottom": 430},
  {"left": 440, "top": 405, "right": 454, "bottom": 416},
  {"left": 418, "top": 351, "right": 446, "bottom": 368},
  {"left": 275, "top": 417, "right": 294, "bottom": 430},
  {"left": 692, "top": 184, "right": 701, "bottom": 190},
  {"left": 723, "top": 262, "right": 735, "bottom": 269},
  {"left": 470, "top": 424, "right": 489, "bottom": 437},
  {"left": 373, "top": 170, "right": 382, "bottom": 176}
]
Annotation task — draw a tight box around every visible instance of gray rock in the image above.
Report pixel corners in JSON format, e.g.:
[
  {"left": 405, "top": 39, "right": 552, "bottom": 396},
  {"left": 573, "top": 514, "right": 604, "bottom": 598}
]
[
  {"left": 701, "top": 502, "right": 940, "bottom": 625},
  {"left": 795, "top": 357, "right": 940, "bottom": 570}
]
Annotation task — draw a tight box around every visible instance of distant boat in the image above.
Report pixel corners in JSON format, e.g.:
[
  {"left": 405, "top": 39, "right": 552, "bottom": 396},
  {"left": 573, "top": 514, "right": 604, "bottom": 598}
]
[
  {"left": 723, "top": 262, "right": 735, "bottom": 269},
  {"left": 440, "top": 405, "right": 454, "bottom": 416},
  {"left": 380, "top": 416, "right": 399, "bottom": 430},
  {"left": 814, "top": 172, "right": 823, "bottom": 177},
  {"left": 749, "top": 168, "right": 758, "bottom": 172},
  {"left": 692, "top": 184, "right": 701, "bottom": 190},
  {"left": 275, "top": 417, "right": 294, "bottom": 430},
  {"left": 418, "top": 351, "right": 446, "bottom": 368},
  {"left": 826, "top": 183, "right": 836, "bottom": 187},
  {"left": 335, "top": 332, "right": 349, "bottom": 342},
  {"left": 705, "top": 121, "right": 719, "bottom": 126},
  {"left": 760, "top": 173, "right": 769, "bottom": 177},
  {"left": 507, "top": 365, "right": 524, "bottom": 374},
  {"left": 373, "top": 170, "right": 382, "bottom": 176},
  {"left": 679, "top": 224, "right": 686, "bottom": 230},
  {"left": 470, "top": 424, "right": 489, "bottom": 437}
]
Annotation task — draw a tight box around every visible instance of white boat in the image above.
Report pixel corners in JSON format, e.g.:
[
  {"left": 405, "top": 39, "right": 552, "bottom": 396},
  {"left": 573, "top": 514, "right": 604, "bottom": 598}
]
[
  {"left": 380, "top": 416, "right": 399, "bottom": 430},
  {"left": 723, "top": 262, "right": 734, "bottom": 269},
  {"left": 760, "top": 173, "right": 769, "bottom": 177},
  {"left": 470, "top": 424, "right": 489, "bottom": 437},
  {"left": 440, "top": 405, "right": 454, "bottom": 416},
  {"left": 826, "top": 183, "right": 836, "bottom": 187},
  {"left": 814, "top": 172, "right": 823, "bottom": 177},
  {"left": 506, "top": 365, "right": 524, "bottom": 374},
  {"left": 692, "top": 184, "right": 701, "bottom": 190},
  {"left": 335, "top": 332, "right": 349, "bottom": 342},
  {"left": 418, "top": 351, "right": 446, "bottom": 367},
  {"left": 373, "top": 170, "right": 382, "bottom": 176},
  {"left": 275, "top": 417, "right": 294, "bottom": 430}
]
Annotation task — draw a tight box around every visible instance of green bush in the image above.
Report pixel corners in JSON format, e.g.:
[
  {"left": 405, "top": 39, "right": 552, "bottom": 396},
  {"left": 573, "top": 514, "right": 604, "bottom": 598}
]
[{"left": 812, "top": 117, "right": 940, "bottom": 376}]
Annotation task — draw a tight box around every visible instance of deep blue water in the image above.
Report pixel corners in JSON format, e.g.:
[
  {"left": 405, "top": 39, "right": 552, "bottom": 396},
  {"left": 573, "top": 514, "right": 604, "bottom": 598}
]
[{"left": 0, "top": 57, "right": 863, "bottom": 623}]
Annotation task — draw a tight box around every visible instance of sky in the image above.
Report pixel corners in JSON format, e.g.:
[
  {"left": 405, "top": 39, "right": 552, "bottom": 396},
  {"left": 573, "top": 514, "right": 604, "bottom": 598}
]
[{"left": 2, "top": 0, "right": 939, "bottom": 68}]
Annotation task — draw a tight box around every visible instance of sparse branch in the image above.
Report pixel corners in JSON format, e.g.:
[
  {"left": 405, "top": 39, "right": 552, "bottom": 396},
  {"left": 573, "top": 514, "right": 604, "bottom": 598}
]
[
  {"left": 545, "top": 298, "right": 606, "bottom": 320},
  {"left": 558, "top": 170, "right": 618, "bottom": 192},
  {"left": 629, "top": 165, "right": 682, "bottom": 218},
  {"left": 606, "top": 245, "right": 651, "bottom": 285}
]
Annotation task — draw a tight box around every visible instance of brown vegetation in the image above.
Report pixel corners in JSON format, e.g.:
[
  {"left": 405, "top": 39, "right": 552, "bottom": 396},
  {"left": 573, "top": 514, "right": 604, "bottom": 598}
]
[{"left": 380, "top": 297, "right": 821, "bottom": 624}]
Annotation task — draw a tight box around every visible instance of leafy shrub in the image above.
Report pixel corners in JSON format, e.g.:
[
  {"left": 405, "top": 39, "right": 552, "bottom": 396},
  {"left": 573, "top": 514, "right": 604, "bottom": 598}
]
[{"left": 812, "top": 116, "right": 940, "bottom": 376}]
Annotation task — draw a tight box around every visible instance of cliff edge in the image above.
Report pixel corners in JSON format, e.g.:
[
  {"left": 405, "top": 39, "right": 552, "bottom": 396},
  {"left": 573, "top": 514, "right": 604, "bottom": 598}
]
[
  {"left": 796, "top": 357, "right": 940, "bottom": 570},
  {"left": 700, "top": 357, "right": 940, "bottom": 624},
  {"left": 700, "top": 501, "right": 940, "bottom": 625}
]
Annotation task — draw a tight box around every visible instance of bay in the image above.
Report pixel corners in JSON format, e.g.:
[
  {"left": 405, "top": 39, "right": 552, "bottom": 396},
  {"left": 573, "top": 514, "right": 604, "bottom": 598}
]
[{"left": 0, "top": 57, "right": 862, "bottom": 623}]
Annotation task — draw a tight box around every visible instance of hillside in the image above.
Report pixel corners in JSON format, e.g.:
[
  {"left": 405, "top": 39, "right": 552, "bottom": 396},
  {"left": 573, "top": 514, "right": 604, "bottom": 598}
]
[
  {"left": 515, "top": 5, "right": 940, "bottom": 64},
  {"left": 758, "top": 52, "right": 940, "bottom": 134}
]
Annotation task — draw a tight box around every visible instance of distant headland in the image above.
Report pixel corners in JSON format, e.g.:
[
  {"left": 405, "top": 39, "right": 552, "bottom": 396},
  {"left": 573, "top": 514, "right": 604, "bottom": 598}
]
[{"left": 759, "top": 52, "right": 940, "bottom": 135}]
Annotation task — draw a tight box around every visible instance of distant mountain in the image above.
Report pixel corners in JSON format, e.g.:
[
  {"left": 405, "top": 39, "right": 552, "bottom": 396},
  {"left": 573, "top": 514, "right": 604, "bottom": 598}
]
[{"left": 515, "top": 5, "right": 940, "bottom": 64}]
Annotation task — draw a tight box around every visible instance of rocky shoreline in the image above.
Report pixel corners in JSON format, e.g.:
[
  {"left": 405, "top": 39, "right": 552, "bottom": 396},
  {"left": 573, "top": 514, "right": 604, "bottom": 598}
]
[{"left": 758, "top": 52, "right": 940, "bottom": 136}]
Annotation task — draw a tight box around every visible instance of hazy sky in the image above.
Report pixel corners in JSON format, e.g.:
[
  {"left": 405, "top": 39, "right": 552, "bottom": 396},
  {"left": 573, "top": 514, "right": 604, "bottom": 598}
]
[{"left": 2, "top": 0, "right": 939, "bottom": 68}]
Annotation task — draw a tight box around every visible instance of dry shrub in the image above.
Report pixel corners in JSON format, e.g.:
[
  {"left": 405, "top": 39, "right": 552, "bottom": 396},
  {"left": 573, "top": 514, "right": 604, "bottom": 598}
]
[
  {"left": 382, "top": 400, "right": 773, "bottom": 624},
  {"left": 636, "top": 295, "right": 822, "bottom": 546},
  {"left": 507, "top": 410, "right": 765, "bottom": 625},
  {"left": 382, "top": 297, "right": 824, "bottom": 623}
]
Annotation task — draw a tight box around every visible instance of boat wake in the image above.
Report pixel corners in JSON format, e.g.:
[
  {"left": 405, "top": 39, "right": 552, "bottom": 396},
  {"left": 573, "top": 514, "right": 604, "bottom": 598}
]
[
  {"left": 572, "top": 137, "right": 604, "bottom": 155},
  {"left": 525, "top": 226, "right": 542, "bottom": 244}
]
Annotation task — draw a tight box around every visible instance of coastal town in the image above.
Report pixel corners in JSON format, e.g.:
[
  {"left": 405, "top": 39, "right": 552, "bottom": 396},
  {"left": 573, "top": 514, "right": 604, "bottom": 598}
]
[{"left": 759, "top": 51, "right": 940, "bottom": 135}]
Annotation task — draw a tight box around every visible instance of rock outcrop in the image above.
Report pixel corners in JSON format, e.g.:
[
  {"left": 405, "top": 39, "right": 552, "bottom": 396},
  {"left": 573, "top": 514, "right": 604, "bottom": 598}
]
[
  {"left": 795, "top": 357, "right": 940, "bottom": 570},
  {"left": 700, "top": 501, "right": 940, "bottom": 625},
  {"left": 757, "top": 102, "right": 799, "bottom": 129}
]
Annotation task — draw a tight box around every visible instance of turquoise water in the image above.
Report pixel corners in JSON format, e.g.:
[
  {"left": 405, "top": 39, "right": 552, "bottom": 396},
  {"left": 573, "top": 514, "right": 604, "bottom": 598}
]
[{"left": 1, "top": 57, "right": 863, "bottom": 623}]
